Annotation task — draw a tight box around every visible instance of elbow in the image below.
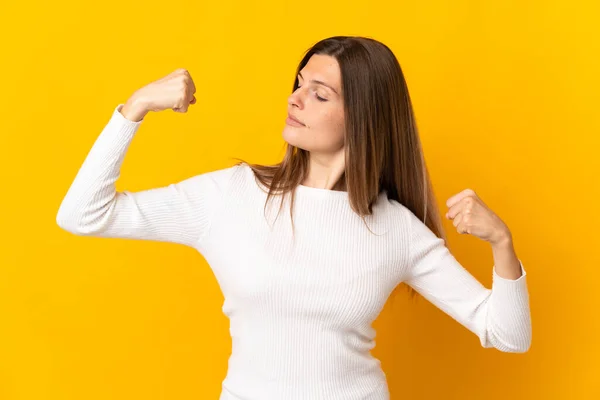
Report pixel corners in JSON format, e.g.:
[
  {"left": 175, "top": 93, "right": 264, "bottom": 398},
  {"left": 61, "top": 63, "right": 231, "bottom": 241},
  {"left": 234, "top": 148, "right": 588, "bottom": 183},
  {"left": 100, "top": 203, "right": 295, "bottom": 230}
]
[
  {"left": 56, "top": 200, "right": 113, "bottom": 236},
  {"left": 500, "top": 337, "right": 531, "bottom": 354},
  {"left": 482, "top": 328, "right": 532, "bottom": 354},
  {"left": 56, "top": 204, "right": 81, "bottom": 234},
  {"left": 56, "top": 201, "right": 93, "bottom": 236},
  {"left": 513, "top": 330, "right": 532, "bottom": 353},
  {"left": 502, "top": 341, "right": 531, "bottom": 354},
  {"left": 56, "top": 213, "right": 100, "bottom": 236},
  {"left": 56, "top": 200, "right": 72, "bottom": 231},
  {"left": 516, "top": 342, "right": 532, "bottom": 354},
  {"left": 504, "top": 322, "right": 532, "bottom": 354}
]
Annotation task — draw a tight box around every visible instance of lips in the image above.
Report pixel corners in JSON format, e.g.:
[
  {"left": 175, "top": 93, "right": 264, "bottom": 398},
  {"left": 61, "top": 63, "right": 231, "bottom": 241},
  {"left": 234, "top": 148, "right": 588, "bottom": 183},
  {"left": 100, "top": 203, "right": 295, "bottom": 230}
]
[{"left": 287, "top": 114, "right": 305, "bottom": 126}]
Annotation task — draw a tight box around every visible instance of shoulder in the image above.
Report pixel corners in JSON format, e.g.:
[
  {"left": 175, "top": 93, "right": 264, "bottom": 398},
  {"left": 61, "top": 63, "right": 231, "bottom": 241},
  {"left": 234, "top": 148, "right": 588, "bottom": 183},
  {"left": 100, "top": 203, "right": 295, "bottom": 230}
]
[
  {"left": 381, "top": 196, "right": 412, "bottom": 221},
  {"left": 173, "top": 163, "right": 249, "bottom": 198},
  {"left": 203, "top": 162, "right": 247, "bottom": 184},
  {"left": 382, "top": 197, "right": 434, "bottom": 238},
  {"left": 195, "top": 162, "right": 249, "bottom": 187}
]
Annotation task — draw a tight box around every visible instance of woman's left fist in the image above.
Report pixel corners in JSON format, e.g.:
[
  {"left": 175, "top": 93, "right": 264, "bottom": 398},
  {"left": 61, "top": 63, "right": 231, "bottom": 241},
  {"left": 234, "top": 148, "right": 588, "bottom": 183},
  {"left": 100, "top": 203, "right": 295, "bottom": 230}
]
[{"left": 445, "top": 189, "right": 511, "bottom": 245}]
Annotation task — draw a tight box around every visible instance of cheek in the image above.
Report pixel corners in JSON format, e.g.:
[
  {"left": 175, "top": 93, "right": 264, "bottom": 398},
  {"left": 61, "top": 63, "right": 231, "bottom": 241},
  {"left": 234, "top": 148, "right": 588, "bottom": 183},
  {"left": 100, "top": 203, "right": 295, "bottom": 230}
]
[
  {"left": 323, "top": 111, "right": 345, "bottom": 142},
  {"left": 309, "top": 111, "right": 344, "bottom": 148}
]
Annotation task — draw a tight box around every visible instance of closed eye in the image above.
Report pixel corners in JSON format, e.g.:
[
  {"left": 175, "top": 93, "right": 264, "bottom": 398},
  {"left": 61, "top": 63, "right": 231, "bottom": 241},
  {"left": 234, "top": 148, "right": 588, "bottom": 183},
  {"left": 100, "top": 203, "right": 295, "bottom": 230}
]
[{"left": 297, "top": 86, "right": 328, "bottom": 102}]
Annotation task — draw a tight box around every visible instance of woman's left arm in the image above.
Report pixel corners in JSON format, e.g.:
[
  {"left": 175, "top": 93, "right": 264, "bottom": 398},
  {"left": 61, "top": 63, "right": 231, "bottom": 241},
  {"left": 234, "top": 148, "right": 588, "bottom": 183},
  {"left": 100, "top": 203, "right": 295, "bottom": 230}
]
[{"left": 403, "top": 189, "right": 532, "bottom": 353}]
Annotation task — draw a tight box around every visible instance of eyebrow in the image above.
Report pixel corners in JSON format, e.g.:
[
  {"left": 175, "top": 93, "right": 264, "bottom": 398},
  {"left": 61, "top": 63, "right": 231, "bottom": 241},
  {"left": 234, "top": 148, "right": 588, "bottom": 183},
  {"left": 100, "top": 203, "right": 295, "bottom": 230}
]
[{"left": 298, "top": 71, "right": 340, "bottom": 95}]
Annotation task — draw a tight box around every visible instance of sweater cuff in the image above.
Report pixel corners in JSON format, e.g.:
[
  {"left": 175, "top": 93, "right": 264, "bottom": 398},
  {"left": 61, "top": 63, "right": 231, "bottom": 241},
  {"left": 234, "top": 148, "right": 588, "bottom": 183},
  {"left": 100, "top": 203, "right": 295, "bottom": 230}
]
[
  {"left": 491, "top": 260, "right": 529, "bottom": 300},
  {"left": 113, "top": 103, "right": 144, "bottom": 126}
]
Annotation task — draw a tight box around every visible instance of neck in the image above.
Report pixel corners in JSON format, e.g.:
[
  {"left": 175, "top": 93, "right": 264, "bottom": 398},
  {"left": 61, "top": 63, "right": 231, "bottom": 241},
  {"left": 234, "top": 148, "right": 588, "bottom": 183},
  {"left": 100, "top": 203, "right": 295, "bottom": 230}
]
[{"left": 302, "top": 150, "right": 346, "bottom": 191}]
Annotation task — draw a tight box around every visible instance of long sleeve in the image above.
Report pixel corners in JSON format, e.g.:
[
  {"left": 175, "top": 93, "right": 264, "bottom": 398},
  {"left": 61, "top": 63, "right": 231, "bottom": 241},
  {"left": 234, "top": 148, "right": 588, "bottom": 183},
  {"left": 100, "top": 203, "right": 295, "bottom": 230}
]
[
  {"left": 56, "top": 104, "right": 232, "bottom": 248},
  {"left": 402, "top": 208, "right": 532, "bottom": 353}
]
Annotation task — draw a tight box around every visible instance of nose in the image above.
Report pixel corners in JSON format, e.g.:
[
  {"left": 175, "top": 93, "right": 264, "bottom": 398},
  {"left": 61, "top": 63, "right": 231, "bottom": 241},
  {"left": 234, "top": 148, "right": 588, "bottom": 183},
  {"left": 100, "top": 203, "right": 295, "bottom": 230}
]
[{"left": 287, "top": 86, "right": 304, "bottom": 109}]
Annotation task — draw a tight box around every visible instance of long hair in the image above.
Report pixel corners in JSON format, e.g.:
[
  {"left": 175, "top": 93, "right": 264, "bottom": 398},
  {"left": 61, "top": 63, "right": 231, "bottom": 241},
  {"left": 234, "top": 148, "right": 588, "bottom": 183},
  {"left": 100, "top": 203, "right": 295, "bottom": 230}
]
[{"left": 234, "top": 36, "right": 448, "bottom": 299}]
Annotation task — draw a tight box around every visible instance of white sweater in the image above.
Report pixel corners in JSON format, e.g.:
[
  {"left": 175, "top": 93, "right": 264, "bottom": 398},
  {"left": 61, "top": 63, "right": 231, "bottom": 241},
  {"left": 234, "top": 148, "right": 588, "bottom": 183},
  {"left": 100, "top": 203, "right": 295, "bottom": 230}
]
[{"left": 56, "top": 104, "right": 532, "bottom": 400}]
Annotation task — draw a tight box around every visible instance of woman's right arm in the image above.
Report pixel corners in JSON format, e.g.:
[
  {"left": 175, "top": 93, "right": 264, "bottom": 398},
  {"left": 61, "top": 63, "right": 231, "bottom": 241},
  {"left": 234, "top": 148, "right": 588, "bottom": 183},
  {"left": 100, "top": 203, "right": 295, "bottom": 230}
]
[{"left": 56, "top": 69, "right": 228, "bottom": 248}]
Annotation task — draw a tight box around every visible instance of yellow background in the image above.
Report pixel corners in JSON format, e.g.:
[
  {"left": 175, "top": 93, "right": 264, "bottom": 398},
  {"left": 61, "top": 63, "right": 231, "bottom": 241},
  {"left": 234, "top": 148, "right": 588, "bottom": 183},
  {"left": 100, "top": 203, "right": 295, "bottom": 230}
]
[{"left": 1, "top": 0, "right": 598, "bottom": 398}]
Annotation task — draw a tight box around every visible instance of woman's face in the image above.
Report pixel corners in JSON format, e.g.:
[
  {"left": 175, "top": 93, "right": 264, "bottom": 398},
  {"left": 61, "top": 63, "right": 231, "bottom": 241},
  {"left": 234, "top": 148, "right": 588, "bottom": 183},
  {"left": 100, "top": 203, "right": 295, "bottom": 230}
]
[{"left": 282, "top": 54, "right": 345, "bottom": 154}]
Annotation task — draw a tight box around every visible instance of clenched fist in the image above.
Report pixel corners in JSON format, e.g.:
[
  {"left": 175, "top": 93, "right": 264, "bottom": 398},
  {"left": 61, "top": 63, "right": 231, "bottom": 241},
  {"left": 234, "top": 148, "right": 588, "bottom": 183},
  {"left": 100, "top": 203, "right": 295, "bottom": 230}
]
[{"left": 121, "top": 68, "right": 197, "bottom": 121}]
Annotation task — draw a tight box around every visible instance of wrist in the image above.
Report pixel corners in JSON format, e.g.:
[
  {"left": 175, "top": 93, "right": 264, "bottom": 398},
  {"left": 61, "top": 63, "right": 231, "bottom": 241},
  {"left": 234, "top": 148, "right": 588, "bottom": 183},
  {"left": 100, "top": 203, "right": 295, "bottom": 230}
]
[
  {"left": 121, "top": 94, "right": 149, "bottom": 122},
  {"left": 491, "top": 229, "right": 513, "bottom": 249}
]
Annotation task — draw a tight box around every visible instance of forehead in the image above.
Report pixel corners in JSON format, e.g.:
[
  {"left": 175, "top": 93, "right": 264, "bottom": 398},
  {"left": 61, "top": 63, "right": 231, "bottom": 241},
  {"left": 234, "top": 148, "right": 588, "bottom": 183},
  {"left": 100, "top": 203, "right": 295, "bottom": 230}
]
[{"left": 299, "top": 54, "right": 341, "bottom": 90}]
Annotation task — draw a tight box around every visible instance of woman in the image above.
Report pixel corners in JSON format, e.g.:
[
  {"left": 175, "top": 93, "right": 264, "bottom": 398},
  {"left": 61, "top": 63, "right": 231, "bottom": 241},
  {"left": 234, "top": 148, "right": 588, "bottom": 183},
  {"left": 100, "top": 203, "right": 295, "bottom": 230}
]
[{"left": 56, "top": 36, "right": 531, "bottom": 400}]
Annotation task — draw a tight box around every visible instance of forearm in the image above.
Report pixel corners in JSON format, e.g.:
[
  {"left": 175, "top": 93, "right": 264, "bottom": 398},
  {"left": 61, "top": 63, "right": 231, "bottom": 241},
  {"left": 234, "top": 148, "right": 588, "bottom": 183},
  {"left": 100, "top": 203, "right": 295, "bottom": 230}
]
[
  {"left": 485, "top": 232, "right": 531, "bottom": 352},
  {"left": 491, "top": 232, "right": 522, "bottom": 280}
]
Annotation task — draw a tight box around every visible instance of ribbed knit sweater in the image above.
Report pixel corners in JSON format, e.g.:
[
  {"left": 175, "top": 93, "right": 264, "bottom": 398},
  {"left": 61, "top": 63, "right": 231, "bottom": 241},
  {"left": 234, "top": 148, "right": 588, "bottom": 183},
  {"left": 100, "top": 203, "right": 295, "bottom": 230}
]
[{"left": 56, "top": 104, "right": 532, "bottom": 400}]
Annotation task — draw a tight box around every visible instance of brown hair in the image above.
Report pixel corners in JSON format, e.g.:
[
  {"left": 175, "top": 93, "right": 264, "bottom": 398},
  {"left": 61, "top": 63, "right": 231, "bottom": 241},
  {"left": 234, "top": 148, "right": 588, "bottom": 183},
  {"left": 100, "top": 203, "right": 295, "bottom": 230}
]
[{"left": 234, "top": 35, "right": 448, "bottom": 299}]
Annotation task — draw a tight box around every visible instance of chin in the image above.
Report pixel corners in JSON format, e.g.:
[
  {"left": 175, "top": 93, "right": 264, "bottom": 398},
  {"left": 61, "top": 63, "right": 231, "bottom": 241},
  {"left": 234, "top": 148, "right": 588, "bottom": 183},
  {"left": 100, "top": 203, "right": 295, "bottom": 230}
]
[{"left": 282, "top": 127, "right": 309, "bottom": 149}]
